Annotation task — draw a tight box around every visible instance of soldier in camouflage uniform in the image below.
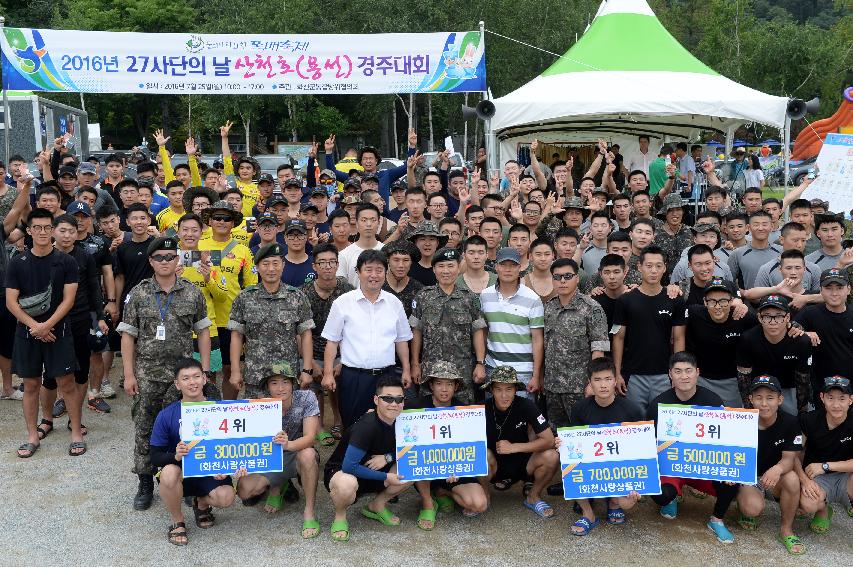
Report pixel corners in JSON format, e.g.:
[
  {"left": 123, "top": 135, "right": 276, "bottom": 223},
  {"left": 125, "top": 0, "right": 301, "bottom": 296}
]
[
  {"left": 410, "top": 247, "right": 487, "bottom": 404},
  {"left": 654, "top": 194, "right": 694, "bottom": 275},
  {"left": 536, "top": 196, "right": 588, "bottom": 240},
  {"left": 543, "top": 258, "right": 610, "bottom": 429},
  {"left": 227, "top": 243, "right": 315, "bottom": 399},
  {"left": 118, "top": 236, "right": 212, "bottom": 511}
]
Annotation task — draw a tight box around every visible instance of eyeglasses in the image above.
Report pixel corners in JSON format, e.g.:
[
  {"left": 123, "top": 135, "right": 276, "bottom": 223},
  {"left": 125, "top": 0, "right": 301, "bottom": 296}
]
[
  {"left": 285, "top": 232, "right": 307, "bottom": 239},
  {"left": 824, "top": 376, "right": 850, "bottom": 388},
  {"left": 314, "top": 260, "right": 339, "bottom": 268},
  {"left": 759, "top": 313, "right": 786, "bottom": 323},
  {"left": 378, "top": 395, "right": 405, "bottom": 405},
  {"left": 552, "top": 273, "right": 577, "bottom": 281},
  {"left": 29, "top": 225, "right": 53, "bottom": 233},
  {"left": 704, "top": 298, "right": 731, "bottom": 308},
  {"left": 150, "top": 253, "right": 178, "bottom": 263}
]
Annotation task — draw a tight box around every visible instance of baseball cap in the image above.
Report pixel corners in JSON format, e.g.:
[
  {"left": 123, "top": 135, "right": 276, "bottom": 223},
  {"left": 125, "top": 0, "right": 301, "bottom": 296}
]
[
  {"left": 77, "top": 162, "right": 97, "bottom": 175},
  {"left": 495, "top": 247, "right": 521, "bottom": 265},
  {"left": 284, "top": 219, "right": 307, "bottom": 234},
  {"left": 59, "top": 165, "right": 77, "bottom": 177},
  {"left": 703, "top": 277, "right": 736, "bottom": 296},
  {"left": 256, "top": 212, "right": 279, "bottom": 226},
  {"left": 266, "top": 194, "right": 288, "bottom": 208},
  {"left": 258, "top": 173, "right": 275, "bottom": 184},
  {"left": 757, "top": 294, "right": 790, "bottom": 313},
  {"left": 343, "top": 178, "right": 361, "bottom": 191},
  {"left": 821, "top": 375, "right": 852, "bottom": 395},
  {"left": 482, "top": 365, "right": 525, "bottom": 390},
  {"left": 67, "top": 201, "right": 93, "bottom": 217},
  {"left": 283, "top": 178, "right": 302, "bottom": 190},
  {"left": 310, "top": 187, "right": 328, "bottom": 197},
  {"left": 820, "top": 268, "right": 848, "bottom": 287},
  {"left": 319, "top": 169, "right": 336, "bottom": 180},
  {"left": 749, "top": 375, "right": 782, "bottom": 394},
  {"left": 300, "top": 202, "right": 319, "bottom": 214}
]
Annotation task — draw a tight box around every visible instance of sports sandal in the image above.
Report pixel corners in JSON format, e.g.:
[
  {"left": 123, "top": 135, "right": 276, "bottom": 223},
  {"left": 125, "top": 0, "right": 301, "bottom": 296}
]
[
  {"left": 67, "top": 420, "right": 88, "bottom": 436},
  {"left": 434, "top": 494, "right": 455, "bottom": 513},
  {"left": 36, "top": 419, "right": 53, "bottom": 440},
  {"left": 302, "top": 518, "right": 321, "bottom": 539},
  {"left": 330, "top": 519, "right": 349, "bottom": 542},
  {"left": 492, "top": 478, "right": 514, "bottom": 491},
  {"left": 361, "top": 505, "right": 401, "bottom": 526},
  {"left": 778, "top": 534, "right": 805, "bottom": 555},
  {"left": 809, "top": 505, "right": 833, "bottom": 534},
  {"left": 17, "top": 442, "right": 39, "bottom": 458},
  {"left": 315, "top": 430, "right": 336, "bottom": 446},
  {"left": 68, "top": 441, "right": 87, "bottom": 456},
  {"left": 606, "top": 507, "right": 627, "bottom": 525},
  {"left": 737, "top": 512, "right": 759, "bottom": 530},
  {"left": 193, "top": 498, "right": 216, "bottom": 529},
  {"left": 417, "top": 499, "right": 437, "bottom": 531},
  {"left": 167, "top": 522, "right": 188, "bottom": 546},
  {"left": 523, "top": 499, "right": 554, "bottom": 519},
  {"left": 330, "top": 425, "right": 343, "bottom": 440},
  {"left": 264, "top": 493, "right": 283, "bottom": 514},
  {"left": 571, "top": 516, "right": 599, "bottom": 536}
]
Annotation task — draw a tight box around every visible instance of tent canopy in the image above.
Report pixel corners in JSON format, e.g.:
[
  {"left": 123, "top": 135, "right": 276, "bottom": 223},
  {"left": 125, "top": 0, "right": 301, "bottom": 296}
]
[{"left": 489, "top": 0, "right": 788, "bottom": 162}]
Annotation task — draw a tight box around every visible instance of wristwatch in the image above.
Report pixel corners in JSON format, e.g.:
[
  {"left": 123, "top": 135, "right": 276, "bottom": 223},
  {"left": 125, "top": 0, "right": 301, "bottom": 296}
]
[
  {"left": 822, "top": 462, "right": 831, "bottom": 473},
  {"left": 300, "top": 369, "right": 313, "bottom": 377},
  {"left": 384, "top": 453, "right": 393, "bottom": 464},
  {"left": 475, "top": 360, "right": 486, "bottom": 366}
]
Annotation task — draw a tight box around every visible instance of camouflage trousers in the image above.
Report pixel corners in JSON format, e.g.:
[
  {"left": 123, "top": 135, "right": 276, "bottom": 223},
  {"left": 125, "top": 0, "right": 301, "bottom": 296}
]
[{"left": 545, "top": 391, "right": 586, "bottom": 430}]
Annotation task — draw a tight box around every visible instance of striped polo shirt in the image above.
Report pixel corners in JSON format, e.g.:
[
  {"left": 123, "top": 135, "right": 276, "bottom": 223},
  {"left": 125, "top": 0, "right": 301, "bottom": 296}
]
[{"left": 481, "top": 283, "right": 545, "bottom": 382}]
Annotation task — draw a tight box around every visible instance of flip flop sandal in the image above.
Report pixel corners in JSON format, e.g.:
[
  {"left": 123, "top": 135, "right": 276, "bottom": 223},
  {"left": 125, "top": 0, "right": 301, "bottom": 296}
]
[
  {"left": 301, "top": 518, "right": 321, "bottom": 539},
  {"left": 809, "top": 505, "right": 833, "bottom": 534},
  {"left": 523, "top": 499, "right": 554, "bottom": 519},
  {"left": 68, "top": 441, "right": 87, "bottom": 456},
  {"left": 492, "top": 478, "right": 514, "bottom": 491},
  {"left": 571, "top": 516, "right": 600, "bottom": 536},
  {"left": 67, "top": 421, "right": 88, "bottom": 436},
  {"left": 167, "top": 522, "right": 188, "bottom": 546},
  {"left": 361, "top": 505, "right": 401, "bottom": 526},
  {"left": 433, "top": 494, "right": 455, "bottom": 513},
  {"left": 264, "top": 493, "right": 283, "bottom": 514},
  {"left": 737, "top": 512, "right": 759, "bottom": 530},
  {"left": 193, "top": 498, "right": 216, "bottom": 529},
  {"left": 36, "top": 419, "right": 53, "bottom": 440},
  {"left": 778, "top": 534, "right": 806, "bottom": 555},
  {"left": 315, "top": 431, "right": 336, "bottom": 446},
  {"left": 17, "top": 442, "right": 39, "bottom": 458},
  {"left": 606, "top": 507, "right": 627, "bottom": 525},
  {"left": 417, "top": 501, "right": 437, "bottom": 531},
  {"left": 330, "top": 519, "right": 349, "bottom": 542},
  {"left": 241, "top": 488, "right": 268, "bottom": 507},
  {"left": 330, "top": 425, "right": 343, "bottom": 440}
]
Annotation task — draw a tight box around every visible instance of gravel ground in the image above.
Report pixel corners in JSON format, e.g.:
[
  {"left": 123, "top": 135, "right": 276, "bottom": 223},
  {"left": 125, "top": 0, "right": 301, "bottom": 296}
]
[{"left": 1, "top": 367, "right": 852, "bottom": 567}]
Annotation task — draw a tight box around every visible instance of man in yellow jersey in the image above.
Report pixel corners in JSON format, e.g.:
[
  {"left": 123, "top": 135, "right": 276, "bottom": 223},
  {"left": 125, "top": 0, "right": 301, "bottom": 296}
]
[
  {"left": 222, "top": 187, "right": 252, "bottom": 246},
  {"left": 199, "top": 201, "right": 257, "bottom": 399},
  {"left": 155, "top": 181, "right": 187, "bottom": 235},
  {"left": 183, "top": 186, "right": 218, "bottom": 243},
  {"left": 219, "top": 120, "right": 259, "bottom": 217}
]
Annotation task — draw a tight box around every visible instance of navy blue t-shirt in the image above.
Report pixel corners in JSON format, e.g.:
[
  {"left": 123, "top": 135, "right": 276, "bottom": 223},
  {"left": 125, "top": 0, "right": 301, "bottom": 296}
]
[
  {"left": 150, "top": 400, "right": 182, "bottom": 452},
  {"left": 282, "top": 255, "right": 316, "bottom": 288}
]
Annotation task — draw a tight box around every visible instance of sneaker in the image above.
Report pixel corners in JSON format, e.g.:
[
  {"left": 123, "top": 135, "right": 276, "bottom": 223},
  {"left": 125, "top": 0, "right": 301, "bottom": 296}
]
[
  {"left": 707, "top": 519, "right": 735, "bottom": 544},
  {"left": 99, "top": 379, "right": 116, "bottom": 399},
  {"left": 660, "top": 499, "right": 678, "bottom": 520},
  {"left": 1, "top": 388, "right": 24, "bottom": 400},
  {"left": 87, "top": 396, "right": 111, "bottom": 413},
  {"left": 52, "top": 397, "right": 67, "bottom": 418}
]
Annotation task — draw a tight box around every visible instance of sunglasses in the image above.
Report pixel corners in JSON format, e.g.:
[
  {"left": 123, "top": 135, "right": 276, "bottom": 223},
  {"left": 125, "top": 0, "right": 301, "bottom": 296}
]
[
  {"left": 150, "top": 253, "right": 178, "bottom": 263},
  {"left": 378, "top": 395, "right": 405, "bottom": 405},
  {"left": 552, "top": 273, "right": 577, "bottom": 281},
  {"left": 210, "top": 215, "right": 233, "bottom": 222}
]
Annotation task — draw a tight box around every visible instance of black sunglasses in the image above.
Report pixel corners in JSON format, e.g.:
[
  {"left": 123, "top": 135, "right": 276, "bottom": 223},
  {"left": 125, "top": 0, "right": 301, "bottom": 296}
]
[
  {"left": 210, "top": 215, "right": 233, "bottom": 222},
  {"left": 150, "top": 253, "right": 177, "bottom": 263},
  {"left": 378, "top": 395, "right": 405, "bottom": 405},
  {"left": 552, "top": 273, "right": 577, "bottom": 281}
]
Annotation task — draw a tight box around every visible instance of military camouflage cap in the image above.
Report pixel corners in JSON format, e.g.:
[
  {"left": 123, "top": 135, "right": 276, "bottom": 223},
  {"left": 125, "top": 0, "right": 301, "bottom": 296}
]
[
  {"left": 657, "top": 194, "right": 685, "bottom": 217},
  {"left": 482, "top": 365, "right": 524, "bottom": 390},
  {"left": 261, "top": 360, "right": 298, "bottom": 387},
  {"left": 408, "top": 220, "right": 449, "bottom": 247},
  {"left": 424, "top": 361, "right": 464, "bottom": 384}
]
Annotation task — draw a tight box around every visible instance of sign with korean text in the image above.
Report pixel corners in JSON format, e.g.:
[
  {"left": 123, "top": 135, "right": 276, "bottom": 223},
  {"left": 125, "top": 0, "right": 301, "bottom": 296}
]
[
  {"left": 802, "top": 133, "right": 853, "bottom": 214},
  {"left": 656, "top": 404, "right": 758, "bottom": 484},
  {"left": 180, "top": 399, "right": 282, "bottom": 478},
  {"left": 558, "top": 421, "right": 661, "bottom": 499},
  {"left": 395, "top": 406, "right": 488, "bottom": 482},
  {"left": 1, "top": 28, "right": 486, "bottom": 94}
]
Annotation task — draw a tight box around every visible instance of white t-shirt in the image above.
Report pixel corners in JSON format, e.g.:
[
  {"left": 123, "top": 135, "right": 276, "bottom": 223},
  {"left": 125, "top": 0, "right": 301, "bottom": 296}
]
[
  {"left": 336, "top": 240, "right": 384, "bottom": 288},
  {"left": 744, "top": 169, "right": 764, "bottom": 189}
]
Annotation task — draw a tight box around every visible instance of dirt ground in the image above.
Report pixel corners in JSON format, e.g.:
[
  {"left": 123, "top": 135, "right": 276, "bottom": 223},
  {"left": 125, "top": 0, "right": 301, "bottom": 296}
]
[{"left": 1, "top": 367, "right": 851, "bottom": 567}]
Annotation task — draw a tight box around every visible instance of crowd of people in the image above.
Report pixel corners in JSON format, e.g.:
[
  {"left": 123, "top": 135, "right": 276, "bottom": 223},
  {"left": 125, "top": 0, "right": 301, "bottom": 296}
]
[{"left": 0, "top": 127, "right": 851, "bottom": 553}]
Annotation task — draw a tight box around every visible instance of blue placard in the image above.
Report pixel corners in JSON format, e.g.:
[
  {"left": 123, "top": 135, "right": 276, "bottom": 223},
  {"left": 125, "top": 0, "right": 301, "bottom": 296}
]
[
  {"left": 656, "top": 441, "right": 757, "bottom": 484},
  {"left": 562, "top": 458, "right": 661, "bottom": 499},
  {"left": 182, "top": 436, "right": 284, "bottom": 478}
]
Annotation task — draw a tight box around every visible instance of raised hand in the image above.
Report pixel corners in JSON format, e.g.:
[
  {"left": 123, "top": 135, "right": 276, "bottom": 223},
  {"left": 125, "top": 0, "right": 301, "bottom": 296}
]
[
  {"left": 153, "top": 128, "right": 170, "bottom": 147},
  {"left": 220, "top": 120, "right": 234, "bottom": 137},
  {"left": 408, "top": 127, "right": 418, "bottom": 148},
  {"left": 324, "top": 133, "right": 336, "bottom": 153},
  {"left": 185, "top": 137, "right": 198, "bottom": 156},
  {"left": 530, "top": 138, "right": 539, "bottom": 153}
]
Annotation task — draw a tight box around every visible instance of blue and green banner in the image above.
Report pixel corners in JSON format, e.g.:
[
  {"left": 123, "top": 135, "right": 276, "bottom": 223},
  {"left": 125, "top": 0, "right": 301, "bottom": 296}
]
[{"left": 1, "top": 27, "right": 486, "bottom": 94}]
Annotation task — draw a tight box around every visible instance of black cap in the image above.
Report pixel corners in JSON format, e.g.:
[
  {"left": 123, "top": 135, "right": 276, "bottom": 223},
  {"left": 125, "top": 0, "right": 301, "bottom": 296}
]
[
  {"left": 300, "top": 202, "right": 319, "bottom": 214},
  {"left": 820, "top": 268, "right": 848, "bottom": 287},
  {"left": 757, "top": 294, "right": 790, "bottom": 313},
  {"left": 266, "top": 194, "right": 288, "bottom": 208},
  {"left": 343, "top": 178, "right": 361, "bottom": 191},
  {"left": 284, "top": 219, "right": 307, "bottom": 234},
  {"left": 310, "top": 187, "right": 328, "bottom": 197},
  {"left": 59, "top": 165, "right": 77, "bottom": 177},
  {"left": 822, "top": 375, "right": 852, "bottom": 395},
  {"left": 703, "top": 277, "right": 736, "bottom": 296},
  {"left": 253, "top": 243, "right": 284, "bottom": 264},
  {"left": 258, "top": 173, "right": 275, "bottom": 184},
  {"left": 431, "top": 247, "right": 461, "bottom": 266},
  {"left": 749, "top": 375, "right": 782, "bottom": 394},
  {"left": 146, "top": 236, "right": 178, "bottom": 256}
]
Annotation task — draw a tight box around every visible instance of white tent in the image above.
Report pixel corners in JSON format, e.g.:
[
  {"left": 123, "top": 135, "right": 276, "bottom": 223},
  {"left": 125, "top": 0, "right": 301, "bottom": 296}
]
[{"left": 489, "top": 0, "right": 790, "bottom": 165}]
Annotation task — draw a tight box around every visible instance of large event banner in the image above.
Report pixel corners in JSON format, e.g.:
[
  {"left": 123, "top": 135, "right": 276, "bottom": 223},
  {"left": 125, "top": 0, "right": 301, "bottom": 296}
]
[
  {"left": 656, "top": 404, "right": 758, "bottom": 485},
  {"left": 180, "top": 399, "right": 283, "bottom": 479},
  {"left": 1, "top": 28, "right": 486, "bottom": 94}
]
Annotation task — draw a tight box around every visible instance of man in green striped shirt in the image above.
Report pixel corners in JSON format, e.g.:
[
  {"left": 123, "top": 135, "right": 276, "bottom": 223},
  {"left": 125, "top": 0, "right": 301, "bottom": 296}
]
[{"left": 480, "top": 247, "right": 545, "bottom": 398}]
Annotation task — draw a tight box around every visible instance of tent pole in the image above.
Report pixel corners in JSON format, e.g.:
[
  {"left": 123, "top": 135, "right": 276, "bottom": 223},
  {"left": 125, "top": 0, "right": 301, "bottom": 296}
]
[
  {"left": 1, "top": 17, "right": 9, "bottom": 164},
  {"left": 782, "top": 118, "right": 791, "bottom": 219},
  {"left": 479, "top": 20, "right": 496, "bottom": 176}
]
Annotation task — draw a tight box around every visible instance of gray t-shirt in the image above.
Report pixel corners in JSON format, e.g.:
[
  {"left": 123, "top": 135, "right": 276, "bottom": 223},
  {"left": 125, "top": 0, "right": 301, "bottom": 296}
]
[
  {"left": 728, "top": 243, "right": 782, "bottom": 289},
  {"left": 670, "top": 247, "right": 733, "bottom": 283},
  {"left": 753, "top": 258, "right": 822, "bottom": 292},
  {"left": 581, "top": 243, "right": 607, "bottom": 275},
  {"left": 280, "top": 389, "right": 320, "bottom": 440},
  {"left": 805, "top": 249, "right": 842, "bottom": 272}
]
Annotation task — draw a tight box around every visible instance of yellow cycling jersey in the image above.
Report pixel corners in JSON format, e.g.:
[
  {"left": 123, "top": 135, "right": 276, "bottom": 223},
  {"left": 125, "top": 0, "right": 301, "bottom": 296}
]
[
  {"left": 198, "top": 223, "right": 250, "bottom": 246},
  {"left": 177, "top": 267, "right": 220, "bottom": 339},
  {"left": 155, "top": 206, "right": 186, "bottom": 234},
  {"left": 198, "top": 237, "right": 258, "bottom": 328},
  {"left": 223, "top": 155, "right": 260, "bottom": 217}
]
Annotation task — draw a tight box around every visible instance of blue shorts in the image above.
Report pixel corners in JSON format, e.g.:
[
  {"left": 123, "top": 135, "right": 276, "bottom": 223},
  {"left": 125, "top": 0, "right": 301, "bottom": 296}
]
[{"left": 177, "top": 474, "right": 233, "bottom": 498}]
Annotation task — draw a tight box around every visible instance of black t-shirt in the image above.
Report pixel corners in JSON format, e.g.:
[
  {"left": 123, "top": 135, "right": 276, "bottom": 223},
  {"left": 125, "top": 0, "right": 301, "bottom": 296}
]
[
  {"left": 594, "top": 292, "right": 620, "bottom": 342},
  {"left": 485, "top": 396, "right": 549, "bottom": 450},
  {"left": 647, "top": 386, "right": 724, "bottom": 423},
  {"left": 66, "top": 244, "right": 103, "bottom": 324},
  {"left": 5, "top": 248, "right": 79, "bottom": 330},
  {"left": 77, "top": 233, "right": 113, "bottom": 269},
  {"left": 409, "top": 261, "right": 437, "bottom": 287},
  {"left": 686, "top": 306, "right": 758, "bottom": 380},
  {"left": 115, "top": 236, "right": 154, "bottom": 308},
  {"left": 685, "top": 279, "right": 706, "bottom": 307},
  {"left": 570, "top": 395, "right": 644, "bottom": 426},
  {"left": 756, "top": 411, "right": 802, "bottom": 476},
  {"left": 794, "top": 305, "right": 853, "bottom": 380},
  {"left": 736, "top": 327, "right": 812, "bottom": 389},
  {"left": 325, "top": 411, "right": 396, "bottom": 473},
  {"left": 800, "top": 409, "right": 853, "bottom": 466},
  {"left": 406, "top": 394, "right": 464, "bottom": 410},
  {"left": 614, "top": 288, "right": 686, "bottom": 375}
]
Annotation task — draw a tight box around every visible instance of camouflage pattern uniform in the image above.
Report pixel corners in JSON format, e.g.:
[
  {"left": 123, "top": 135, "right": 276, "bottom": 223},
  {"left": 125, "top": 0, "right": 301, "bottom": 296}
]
[
  {"left": 227, "top": 283, "right": 314, "bottom": 399},
  {"left": 543, "top": 292, "right": 609, "bottom": 427},
  {"left": 396, "top": 218, "right": 428, "bottom": 244},
  {"left": 117, "top": 276, "right": 211, "bottom": 475},
  {"left": 654, "top": 194, "right": 693, "bottom": 274},
  {"left": 624, "top": 254, "right": 643, "bottom": 286},
  {"left": 410, "top": 285, "right": 487, "bottom": 404},
  {"left": 301, "top": 277, "right": 355, "bottom": 363}
]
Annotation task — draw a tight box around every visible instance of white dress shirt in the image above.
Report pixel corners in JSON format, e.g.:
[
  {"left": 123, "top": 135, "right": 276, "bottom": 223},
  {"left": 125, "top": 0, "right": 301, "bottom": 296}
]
[
  {"left": 321, "top": 288, "right": 413, "bottom": 369},
  {"left": 625, "top": 149, "right": 656, "bottom": 177}
]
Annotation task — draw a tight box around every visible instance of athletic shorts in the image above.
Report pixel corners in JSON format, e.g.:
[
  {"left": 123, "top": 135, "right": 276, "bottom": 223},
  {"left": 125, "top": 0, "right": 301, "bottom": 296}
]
[
  {"left": 323, "top": 466, "right": 391, "bottom": 497},
  {"left": 218, "top": 327, "right": 236, "bottom": 366},
  {"left": 12, "top": 327, "right": 79, "bottom": 380},
  {"left": 193, "top": 336, "right": 223, "bottom": 372},
  {"left": 493, "top": 453, "right": 533, "bottom": 486},
  {"left": 0, "top": 295, "right": 16, "bottom": 359},
  {"left": 170, "top": 474, "right": 233, "bottom": 498},
  {"left": 431, "top": 475, "right": 482, "bottom": 492},
  {"left": 42, "top": 320, "right": 91, "bottom": 389},
  {"left": 813, "top": 472, "right": 852, "bottom": 505},
  {"left": 262, "top": 449, "right": 319, "bottom": 487}
]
